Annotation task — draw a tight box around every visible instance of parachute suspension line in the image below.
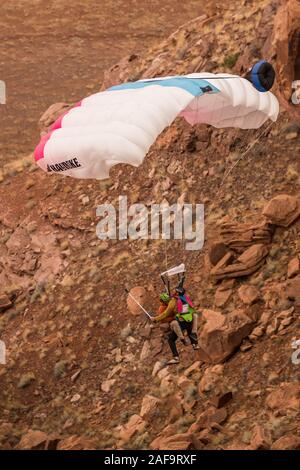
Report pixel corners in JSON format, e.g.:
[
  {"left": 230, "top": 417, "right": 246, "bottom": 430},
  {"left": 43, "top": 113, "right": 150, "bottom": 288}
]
[
  {"left": 164, "top": 237, "right": 169, "bottom": 273},
  {"left": 217, "top": 121, "right": 273, "bottom": 197},
  {"left": 162, "top": 151, "right": 186, "bottom": 275},
  {"left": 178, "top": 89, "right": 202, "bottom": 271},
  {"left": 179, "top": 90, "right": 201, "bottom": 272},
  {"left": 180, "top": 154, "right": 185, "bottom": 267}
]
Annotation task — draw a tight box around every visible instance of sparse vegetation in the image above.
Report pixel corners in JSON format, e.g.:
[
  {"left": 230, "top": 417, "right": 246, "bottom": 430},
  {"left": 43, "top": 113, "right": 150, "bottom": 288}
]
[
  {"left": 53, "top": 360, "right": 69, "bottom": 379},
  {"left": 18, "top": 372, "right": 36, "bottom": 389}
]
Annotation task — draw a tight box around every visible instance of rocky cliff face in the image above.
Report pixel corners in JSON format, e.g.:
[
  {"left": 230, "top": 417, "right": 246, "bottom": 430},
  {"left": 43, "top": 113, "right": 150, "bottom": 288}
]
[{"left": 0, "top": 0, "right": 300, "bottom": 450}]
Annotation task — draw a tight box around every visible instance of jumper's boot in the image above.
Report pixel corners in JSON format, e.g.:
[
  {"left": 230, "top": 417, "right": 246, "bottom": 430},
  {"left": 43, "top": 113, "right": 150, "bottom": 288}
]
[{"left": 167, "top": 356, "right": 180, "bottom": 365}]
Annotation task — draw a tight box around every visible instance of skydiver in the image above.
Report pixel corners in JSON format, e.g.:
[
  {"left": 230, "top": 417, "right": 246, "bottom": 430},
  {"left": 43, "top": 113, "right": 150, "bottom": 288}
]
[
  {"left": 173, "top": 285, "right": 199, "bottom": 342},
  {"left": 152, "top": 290, "right": 199, "bottom": 365}
]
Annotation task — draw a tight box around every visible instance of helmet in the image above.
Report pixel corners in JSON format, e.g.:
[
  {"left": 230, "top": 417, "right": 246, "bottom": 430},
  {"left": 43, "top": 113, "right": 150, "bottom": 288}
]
[
  {"left": 175, "top": 286, "right": 186, "bottom": 296},
  {"left": 160, "top": 292, "right": 170, "bottom": 303}
]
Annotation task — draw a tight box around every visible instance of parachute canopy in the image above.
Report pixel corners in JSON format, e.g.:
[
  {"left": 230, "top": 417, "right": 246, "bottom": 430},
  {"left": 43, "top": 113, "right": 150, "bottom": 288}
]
[{"left": 34, "top": 70, "right": 279, "bottom": 180}]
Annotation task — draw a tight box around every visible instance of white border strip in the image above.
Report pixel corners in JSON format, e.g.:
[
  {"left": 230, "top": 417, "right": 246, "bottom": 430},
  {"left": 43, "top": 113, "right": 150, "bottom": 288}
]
[{"left": 0, "top": 80, "right": 6, "bottom": 104}]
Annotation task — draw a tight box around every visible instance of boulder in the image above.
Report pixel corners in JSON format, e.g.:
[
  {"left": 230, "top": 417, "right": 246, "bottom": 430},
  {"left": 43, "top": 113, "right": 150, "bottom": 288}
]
[
  {"left": 286, "top": 276, "right": 300, "bottom": 302},
  {"left": 201, "top": 309, "right": 225, "bottom": 330},
  {"left": 198, "top": 309, "right": 254, "bottom": 363},
  {"left": 266, "top": 382, "right": 300, "bottom": 411},
  {"left": 160, "top": 374, "right": 174, "bottom": 397},
  {"left": 237, "top": 244, "right": 269, "bottom": 268},
  {"left": 57, "top": 435, "right": 96, "bottom": 450},
  {"left": 126, "top": 286, "right": 147, "bottom": 316},
  {"left": 219, "top": 220, "right": 273, "bottom": 251},
  {"left": 266, "top": 319, "right": 280, "bottom": 336},
  {"left": 39, "top": 102, "right": 73, "bottom": 135},
  {"left": 188, "top": 406, "right": 227, "bottom": 433},
  {"left": 198, "top": 365, "right": 224, "bottom": 393},
  {"left": 225, "top": 441, "right": 251, "bottom": 450},
  {"left": 152, "top": 361, "right": 165, "bottom": 377},
  {"left": 140, "top": 395, "right": 161, "bottom": 420},
  {"left": 150, "top": 432, "right": 192, "bottom": 450},
  {"left": 249, "top": 326, "right": 265, "bottom": 341},
  {"left": 209, "top": 390, "right": 233, "bottom": 409},
  {"left": 149, "top": 337, "right": 163, "bottom": 357},
  {"left": 262, "top": 195, "right": 300, "bottom": 227},
  {"left": 177, "top": 376, "right": 194, "bottom": 393},
  {"left": 277, "top": 306, "right": 294, "bottom": 319},
  {"left": 259, "top": 310, "right": 273, "bottom": 327},
  {"left": 219, "top": 279, "right": 236, "bottom": 290},
  {"left": 238, "top": 285, "right": 260, "bottom": 305},
  {"left": 17, "top": 430, "right": 49, "bottom": 450},
  {"left": 140, "top": 340, "right": 151, "bottom": 361},
  {"left": 208, "top": 242, "right": 229, "bottom": 266},
  {"left": 101, "top": 379, "right": 116, "bottom": 393},
  {"left": 288, "top": 256, "right": 300, "bottom": 278},
  {"left": 271, "top": 434, "right": 300, "bottom": 450},
  {"left": 211, "top": 252, "right": 235, "bottom": 275},
  {"left": 168, "top": 393, "right": 184, "bottom": 423},
  {"left": 214, "top": 286, "right": 233, "bottom": 307},
  {"left": 119, "top": 414, "right": 145, "bottom": 444},
  {"left": 0, "top": 422, "right": 13, "bottom": 438},
  {"left": 245, "top": 304, "right": 261, "bottom": 322},
  {"left": 211, "top": 244, "right": 269, "bottom": 280},
  {"left": 184, "top": 361, "right": 201, "bottom": 377},
  {"left": 250, "top": 425, "right": 272, "bottom": 450},
  {"left": 17, "top": 430, "right": 59, "bottom": 450},
  {"left": 262, "top": 0, "right": 300, "bottom": 106},
  {"left": 0, "top": 293, "right": 12, "bottom": 312}
]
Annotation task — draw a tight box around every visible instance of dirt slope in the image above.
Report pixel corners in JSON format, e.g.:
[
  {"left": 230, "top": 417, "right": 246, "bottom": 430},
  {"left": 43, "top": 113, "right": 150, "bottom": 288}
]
[{"left": 0, "top": 0, "right": 208, "bottom": 161}]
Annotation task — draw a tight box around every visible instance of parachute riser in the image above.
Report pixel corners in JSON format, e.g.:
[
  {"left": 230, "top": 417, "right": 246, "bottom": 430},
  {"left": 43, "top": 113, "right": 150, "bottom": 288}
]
[
  {"left": 177, "top": 273, "right": 185, "bottom": 291},
  {"left": 160, "top": 275, "right": 170, "bottom": 296}
]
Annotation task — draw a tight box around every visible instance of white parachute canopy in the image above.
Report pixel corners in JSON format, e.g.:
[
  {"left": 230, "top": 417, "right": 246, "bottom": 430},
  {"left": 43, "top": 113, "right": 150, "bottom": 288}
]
[
  {"left": 34, "top": 72, "right": 279, "bottom": 180},
  {"left": 161, "top": 263, "right": 186, "bottom": 277}
]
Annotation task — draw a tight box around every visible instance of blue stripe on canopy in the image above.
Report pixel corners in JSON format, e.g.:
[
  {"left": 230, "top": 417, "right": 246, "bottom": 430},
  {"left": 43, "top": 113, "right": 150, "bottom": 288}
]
[{"left": 108, "top": 77, "right": 220, "bottom": 97}]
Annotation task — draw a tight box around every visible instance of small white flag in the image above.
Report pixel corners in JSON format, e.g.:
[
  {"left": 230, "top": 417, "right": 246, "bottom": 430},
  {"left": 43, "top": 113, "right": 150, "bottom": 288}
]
[{"left": 161, "top": 263, "right": 185, "bottom": 277}]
